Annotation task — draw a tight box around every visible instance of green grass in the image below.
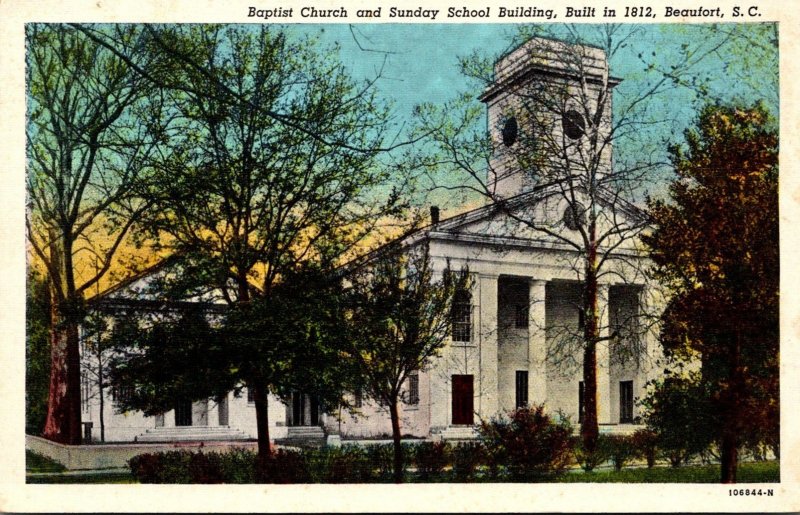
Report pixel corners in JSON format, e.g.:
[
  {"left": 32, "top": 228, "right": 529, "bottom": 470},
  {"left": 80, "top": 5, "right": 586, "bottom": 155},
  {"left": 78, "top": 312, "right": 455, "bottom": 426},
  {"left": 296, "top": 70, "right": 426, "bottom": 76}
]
[
  {"left": 26, "top": 450, "right": 66, "bottom": 473},
  {"left": 556, "top": 461, "right": 779, "bottom": 483},
  {"left": 26, "top": 472, "right": 137, "bottom": 484}
]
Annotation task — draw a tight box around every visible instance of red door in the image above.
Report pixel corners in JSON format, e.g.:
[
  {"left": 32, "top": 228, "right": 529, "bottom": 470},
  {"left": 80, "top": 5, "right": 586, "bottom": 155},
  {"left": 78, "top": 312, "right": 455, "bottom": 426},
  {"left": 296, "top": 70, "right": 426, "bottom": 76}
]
[{"left": 452, "top": 375, "right": 474, "bottom": 425}]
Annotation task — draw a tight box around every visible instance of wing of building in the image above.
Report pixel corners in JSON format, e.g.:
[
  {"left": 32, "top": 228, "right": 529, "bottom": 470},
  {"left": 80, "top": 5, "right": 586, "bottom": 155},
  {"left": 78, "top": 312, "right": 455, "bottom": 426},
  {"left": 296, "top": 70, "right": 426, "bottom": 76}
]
[{"left": 79, "top": 36, "right": 664, "bottom": 444}]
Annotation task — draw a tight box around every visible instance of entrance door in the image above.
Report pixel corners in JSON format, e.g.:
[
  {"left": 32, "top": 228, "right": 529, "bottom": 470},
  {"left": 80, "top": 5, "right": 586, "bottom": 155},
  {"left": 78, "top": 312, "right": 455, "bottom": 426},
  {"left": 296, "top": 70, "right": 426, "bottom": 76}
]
[
  {"left": 175, "top": 400, "right": 193, "bottom": 426},
  {"left": 452, "top": 375, "right": 474, "bottom": 425},
  {"left": 292, "top": 393, "right": 306, "bottom": 426},
  {"left": 289, "top": 393, "right": 320, "bottom": 426},
  {"left": 218, "top": 395, "right": 229, "bottom": 426}
]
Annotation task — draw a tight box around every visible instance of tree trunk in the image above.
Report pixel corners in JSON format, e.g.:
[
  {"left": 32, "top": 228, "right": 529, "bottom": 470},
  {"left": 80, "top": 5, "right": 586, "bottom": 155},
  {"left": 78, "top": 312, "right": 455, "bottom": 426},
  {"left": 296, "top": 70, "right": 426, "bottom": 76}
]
[
  {"left": 389, "top": 399, "right": 403, "bottom": 483},
  {"left": 98, "top": 354, "right": 105, "bottom": 442},
  {"left": 721, "top": 433, "right": 738, "bottom": 483},
  {"left": 581, "top": 342, "right": 598, "bottom": 453},
  {"left": 580, "top": 252, "right": 600, "bottom": 453},
  {"left": 42, "top": 301, "right": 82, "bottom": 445},
  {"left": 253, "top": 384, "right": 272, "bottom": 464},
  {"left": 721, "top": 332, "right": 742, "bottom": 483}
]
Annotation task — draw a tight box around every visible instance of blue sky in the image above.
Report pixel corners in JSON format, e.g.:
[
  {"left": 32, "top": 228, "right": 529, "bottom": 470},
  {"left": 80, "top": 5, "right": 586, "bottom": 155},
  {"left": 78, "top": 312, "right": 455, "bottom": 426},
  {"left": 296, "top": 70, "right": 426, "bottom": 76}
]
[{"left": 277, "top": 23, "right": 778, "bottom": 207}]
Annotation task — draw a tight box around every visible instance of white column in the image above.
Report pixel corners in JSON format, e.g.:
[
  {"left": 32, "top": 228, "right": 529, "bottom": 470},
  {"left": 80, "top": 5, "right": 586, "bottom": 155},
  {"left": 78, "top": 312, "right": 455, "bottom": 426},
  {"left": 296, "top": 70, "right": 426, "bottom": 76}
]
[
  {"left": 596, "top": 284, "right": 612, "bottom": 425},
  {"left": 478, "top": 274, "right": 499, "bottom": 419},
  {"left": 528, "top": 279, "right": 547, "bottom": 406}
]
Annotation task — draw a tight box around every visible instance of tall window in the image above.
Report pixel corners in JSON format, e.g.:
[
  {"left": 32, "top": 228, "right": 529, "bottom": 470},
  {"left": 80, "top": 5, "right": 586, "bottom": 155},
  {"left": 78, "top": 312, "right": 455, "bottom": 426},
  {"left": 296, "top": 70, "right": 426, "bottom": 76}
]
[
  {"left": 515, "top": 371, "right": 529, "bottom": 408},
  {"left": 620, "top": 381, "right": 634, "bottom": 423},
  {"left": 247, "top": 387, "right": 255, "bottom": 403},
  {"left": 81, "top": 373, "right": 90, "bottom": 413},
  {"left": 407, "top": 374, "right": 420, "bottom": 405},
  {"left": 112, "top": 385, "right": 133, "bottom": 406},
  {"left": 354, "top": 389, "right": 363, "bottom": 408},
  {"left": 578, "top": 381, "right": 585, "bottom": 423},
  {"left": 451, "top": 288, "right": 472, "bottom": 342}
]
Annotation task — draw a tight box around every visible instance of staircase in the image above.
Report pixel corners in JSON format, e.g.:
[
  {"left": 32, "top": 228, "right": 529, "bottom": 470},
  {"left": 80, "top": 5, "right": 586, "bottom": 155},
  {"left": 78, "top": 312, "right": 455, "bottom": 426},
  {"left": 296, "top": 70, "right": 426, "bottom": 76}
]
[
  {"left": 136, "top": 426, "right": 251, "bottom": 443},
  {"left": 276, "top": 426, "right": 326, "bottom": 448},
  {"left": 438, "top": 426, "right": 478, "bottom": 441}
]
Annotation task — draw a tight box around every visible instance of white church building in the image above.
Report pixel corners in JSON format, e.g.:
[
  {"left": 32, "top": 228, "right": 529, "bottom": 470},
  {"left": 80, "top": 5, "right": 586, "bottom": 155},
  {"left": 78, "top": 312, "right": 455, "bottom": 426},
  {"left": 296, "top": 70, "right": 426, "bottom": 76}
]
[{"left": 81, "top": 37, "right": 662, "bottom": 444}]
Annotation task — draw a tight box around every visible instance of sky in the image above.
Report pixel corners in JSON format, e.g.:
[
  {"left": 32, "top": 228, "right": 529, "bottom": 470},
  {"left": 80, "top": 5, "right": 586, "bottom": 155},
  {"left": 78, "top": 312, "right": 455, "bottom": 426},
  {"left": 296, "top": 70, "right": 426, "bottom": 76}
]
[{"left": 269, "top": 23, "right": 779, "bottom": 213}]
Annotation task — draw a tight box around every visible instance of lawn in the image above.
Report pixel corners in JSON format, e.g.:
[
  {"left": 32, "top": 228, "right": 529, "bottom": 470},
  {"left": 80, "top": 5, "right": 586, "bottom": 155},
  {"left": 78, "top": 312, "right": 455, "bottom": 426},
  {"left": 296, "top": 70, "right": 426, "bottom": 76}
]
[
  {"left": 26, "top": 450, "right": 66, "bottom": 473},
  {"left": 556, "top": 461, "right": 779, "bottom": 483},
  {"left": 26, "top": 450, "right": 136, "bottom": 484}
]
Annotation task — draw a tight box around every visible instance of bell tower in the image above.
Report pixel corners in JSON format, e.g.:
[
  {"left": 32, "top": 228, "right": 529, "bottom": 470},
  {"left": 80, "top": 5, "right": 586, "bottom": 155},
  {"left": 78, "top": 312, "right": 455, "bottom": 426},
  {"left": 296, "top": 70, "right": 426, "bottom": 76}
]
[{"left": 479, "top": 37, "right": 619, "bottom": 199}]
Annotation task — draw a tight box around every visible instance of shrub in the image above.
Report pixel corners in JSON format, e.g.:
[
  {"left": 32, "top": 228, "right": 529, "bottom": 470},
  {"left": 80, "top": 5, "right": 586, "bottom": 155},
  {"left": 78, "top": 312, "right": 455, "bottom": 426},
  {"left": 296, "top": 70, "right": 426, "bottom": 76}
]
[
  {"left": 365, "top": 444, "right": 394, "bottom": 480},
  {"left": 413, "top": 441, "right": 449, "bottom": 479},
  {"left": 631, "top": 428, "right": 658, "bottom": 468},
  {"left": 573, "top": 434, "right": 613, "bottom": 472},
  {"left": 606, "top": 435, "right": 636, "bottom": 471},
  {"left": 218, "top": 448, "right": 257, "bottom": 483},
  {"left": 303, "top": 445, "right": 374, "bottom": 483},
  {"left": 451, "top": 442, "right": 484, "bottom": 481},
  {"left": 129, "top": 451, "right": 220, "bottom": 483},
  {"left": 257, "top": 449, "right": 309, "bottom": 483},
  {"left": 638, "top": 375, "right": 714, "bottom": 468},
  {"left": 478, "top": 404, "right": 573, "bottom": 480}
]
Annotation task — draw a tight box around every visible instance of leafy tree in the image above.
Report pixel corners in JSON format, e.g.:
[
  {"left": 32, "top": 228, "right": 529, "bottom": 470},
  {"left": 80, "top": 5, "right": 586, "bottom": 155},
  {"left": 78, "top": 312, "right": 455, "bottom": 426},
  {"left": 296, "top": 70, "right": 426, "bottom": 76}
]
[
  {"left": 26, "top": 271, "right": 51, "bottom": 435},
  {"left": 26, "top": 24, "right": 165, "bottom": 444},
  {"left": 90, "top": 25, "right": 410, "bottom": 460},
  {"left": 344, "top": 245, "right": 470, "bottom": 482},
  {"left": 642, "top": 103, "right": 778, "bottom": 483}
]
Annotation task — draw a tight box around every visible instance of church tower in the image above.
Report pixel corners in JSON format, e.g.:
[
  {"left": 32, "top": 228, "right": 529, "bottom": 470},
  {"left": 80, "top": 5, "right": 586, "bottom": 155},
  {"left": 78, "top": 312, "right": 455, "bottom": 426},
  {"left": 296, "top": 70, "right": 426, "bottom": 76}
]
[{"left": 479, "top": 37, "right": 620, "bottom": 199}]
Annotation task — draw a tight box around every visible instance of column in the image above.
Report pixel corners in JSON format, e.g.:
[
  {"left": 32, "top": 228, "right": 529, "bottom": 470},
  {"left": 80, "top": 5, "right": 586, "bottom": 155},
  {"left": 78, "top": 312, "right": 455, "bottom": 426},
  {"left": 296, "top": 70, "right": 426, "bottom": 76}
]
[
  {"left": 478, "top": 274, "right": 499, "bottom": 419},
  {"left": 528, "top": 279, "right": 547, "bottom": 406},
  {"left": 596, "top": 283, "right": 612, "bottom": 425}
]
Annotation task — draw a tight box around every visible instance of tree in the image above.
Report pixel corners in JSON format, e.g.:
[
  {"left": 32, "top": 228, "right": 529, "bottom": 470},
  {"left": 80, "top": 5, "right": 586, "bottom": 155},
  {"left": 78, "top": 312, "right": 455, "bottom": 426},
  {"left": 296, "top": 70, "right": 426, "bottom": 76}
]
[
  {"left": 105, "top": 25, "right": 408, "bottom": 460},
  {"left": 26, "top": 270, "right": 51, "bottom": 435},
  {"left": 642, "top": 103, "right": 778, "bottom": 483},
  {"left": 345, "top": 245, "right": 470, "bottom": 482},
  {"left": 26, "top": 24, "right": 165, "bottom": 444}
]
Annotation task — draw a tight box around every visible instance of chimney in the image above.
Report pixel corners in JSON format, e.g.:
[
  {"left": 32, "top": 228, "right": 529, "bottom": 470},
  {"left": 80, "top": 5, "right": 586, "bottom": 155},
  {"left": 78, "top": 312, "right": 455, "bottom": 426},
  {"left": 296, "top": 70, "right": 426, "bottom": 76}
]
[{"left": 430, "top": 206, "right": 440, "bottom": 225}]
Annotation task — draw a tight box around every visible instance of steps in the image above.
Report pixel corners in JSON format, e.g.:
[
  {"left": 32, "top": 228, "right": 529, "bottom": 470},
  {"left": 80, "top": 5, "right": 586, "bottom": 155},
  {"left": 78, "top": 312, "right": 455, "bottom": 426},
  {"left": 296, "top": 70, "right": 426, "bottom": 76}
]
[
  {"left": 438, "top": 426, "right": 478, "bottom": 441},
  {"left": 276, "top": 426, "right": 326, "bottom": 447},
  {"left": 136, "top": 426, "right": 251, "bottom": 443}
]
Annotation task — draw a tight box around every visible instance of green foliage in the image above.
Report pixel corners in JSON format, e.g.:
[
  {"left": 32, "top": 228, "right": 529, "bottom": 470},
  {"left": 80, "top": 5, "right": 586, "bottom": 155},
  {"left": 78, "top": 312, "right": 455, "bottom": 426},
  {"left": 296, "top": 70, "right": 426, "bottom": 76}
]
[
  {"left": 25, "top": 272, "right": 51, "bottom": 435},
  {"left": 478, "top": 405, "right": 573, "bottom": 480},
  {"left": 606, "top": 435, "right": 636, "bottom": 471},
  {"left": 108, "top": 309, "right": 237, "bottom": 416},
  {"left": 412, "top": 441, "right": 449, "bottom": 479},
  {"left": 26, "top": 450, "right": 65, "bottom": 473},
  {"left": 639, "top": 374, "right": 715, "bottom": 467},
  {"left": 345, "top": 245, "right": 471, "bottom": 481},
  {"left": 644, "top": 103, "right": 779, "bottom": 479},
  {"left": 631, "top": 428, "right": 659, "bottom": 468},
  {"left": 573, "top": 434, "right": 613, "bottom": 472},
  {"left": 303, "top": 445, "right": 375, "bottom": 483},
  {"left": 451, "top": 442, "right": 485, "bottom": 481},
  {"left": 556, "top": 460, "right": 779, "bottom": 484},
  {"left": 365, "top": 444, "right": 396, "bottom": 480}
]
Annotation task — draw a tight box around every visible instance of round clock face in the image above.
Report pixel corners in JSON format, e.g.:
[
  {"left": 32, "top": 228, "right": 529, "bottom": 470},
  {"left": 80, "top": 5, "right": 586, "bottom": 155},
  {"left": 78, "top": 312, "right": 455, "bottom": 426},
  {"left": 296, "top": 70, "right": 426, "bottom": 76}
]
[
  {"left": 563, "top": 202, "right": 586, "bottom": 230},
  {"left": 563, "top": 110, "right": 586, "bottom": 140},
  {"left": 501, "top": 117, "right": 518, "bottom": 147}
]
